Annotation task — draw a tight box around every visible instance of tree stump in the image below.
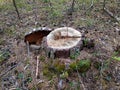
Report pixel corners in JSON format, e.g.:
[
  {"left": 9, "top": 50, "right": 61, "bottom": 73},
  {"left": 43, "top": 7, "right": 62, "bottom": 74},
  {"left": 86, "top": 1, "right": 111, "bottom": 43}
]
[
  {"left": 43, "top": 27, "right": 83, "bottom": 58},
  {"left": 24, "top": 27, "right": 52, "bottom": 45}
]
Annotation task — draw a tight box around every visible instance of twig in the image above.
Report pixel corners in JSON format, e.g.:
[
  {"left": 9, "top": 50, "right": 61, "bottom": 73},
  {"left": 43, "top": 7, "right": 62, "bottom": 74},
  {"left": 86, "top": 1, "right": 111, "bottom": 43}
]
[
  {"left": 103, "top": 7, "right": 119, "bottom": 22},
  {"left": 36, "top": 56, "right": 39, "bottom": 78},
  {"left": 100, "top": 60, "right": 103, "bottom": 90},
  {"left": 0, "top": 62, "right": 21, "bottom": 77},
  {"left": 30, "top": 59, "right": 38, "bottom": 90},
  {"left": 26, "top": 41, "right": 30, "bottom": 56},
  {"left": 24, "top": 64, "right": 29, "bottom": 70},
  {"left": 83, "top": 0, "right": 94, "bottom": 15},
  {"left": 103, "top": 0, "right": 119, "bottom": 22},
  {"left": 86, "top": 0, "right": 94, "bottom": 10},
  {"left": 12, "top": 0, "right": 20, "bottom": 19},
  {"left": 37, "top": 80, "right": 44, "bottom": 84}
]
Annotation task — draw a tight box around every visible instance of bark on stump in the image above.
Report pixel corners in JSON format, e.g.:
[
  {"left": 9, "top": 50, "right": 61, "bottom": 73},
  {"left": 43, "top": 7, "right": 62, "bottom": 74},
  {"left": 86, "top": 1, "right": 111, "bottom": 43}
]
[{"left": 43, "top": 27, "right": 83, "bottom": 58}]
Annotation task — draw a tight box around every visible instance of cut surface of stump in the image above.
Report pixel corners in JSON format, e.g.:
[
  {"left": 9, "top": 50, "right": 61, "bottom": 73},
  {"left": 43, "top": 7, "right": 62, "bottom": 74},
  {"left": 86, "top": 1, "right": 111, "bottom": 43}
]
[{"left": 44, "top": 27, "right": 83, "bottom": 58}]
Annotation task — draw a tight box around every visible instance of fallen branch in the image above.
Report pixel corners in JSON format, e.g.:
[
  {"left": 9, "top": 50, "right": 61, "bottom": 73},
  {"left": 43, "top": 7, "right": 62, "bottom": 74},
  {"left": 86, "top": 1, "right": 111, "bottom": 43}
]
[{"left": 103, "top": 7, "right": 119, "bottom": 22}]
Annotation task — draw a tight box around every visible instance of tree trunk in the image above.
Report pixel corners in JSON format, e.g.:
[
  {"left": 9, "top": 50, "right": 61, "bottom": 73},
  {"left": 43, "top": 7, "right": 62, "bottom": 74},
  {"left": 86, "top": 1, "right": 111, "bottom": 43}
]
[{"left": 12, "top": 0, "right": 20, "bottom": 19}]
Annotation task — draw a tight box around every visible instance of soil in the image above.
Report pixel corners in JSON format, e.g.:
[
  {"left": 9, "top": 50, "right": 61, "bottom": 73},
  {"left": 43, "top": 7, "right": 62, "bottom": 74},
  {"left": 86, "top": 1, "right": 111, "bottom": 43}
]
[{"left": 0, "top": 0, "right": 120, "bottom": 90}]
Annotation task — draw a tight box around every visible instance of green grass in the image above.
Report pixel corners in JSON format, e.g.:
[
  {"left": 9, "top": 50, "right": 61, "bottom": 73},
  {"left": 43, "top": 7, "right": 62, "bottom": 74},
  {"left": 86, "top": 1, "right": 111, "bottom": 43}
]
[
  {"left": 0, "top": 50, "right": 10, "bottom": 64},
  {"left": 0, "top": 0, "right": 32, "bottom": 12},
  {"left": 112, "top": 56, "right": 120, "bottom": 61}
]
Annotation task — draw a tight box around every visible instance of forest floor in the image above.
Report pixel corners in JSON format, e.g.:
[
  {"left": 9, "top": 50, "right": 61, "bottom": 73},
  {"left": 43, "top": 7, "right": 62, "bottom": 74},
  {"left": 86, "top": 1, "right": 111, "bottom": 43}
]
[{"left": 0, "top": 0, "right": 120, "bottom": 90}]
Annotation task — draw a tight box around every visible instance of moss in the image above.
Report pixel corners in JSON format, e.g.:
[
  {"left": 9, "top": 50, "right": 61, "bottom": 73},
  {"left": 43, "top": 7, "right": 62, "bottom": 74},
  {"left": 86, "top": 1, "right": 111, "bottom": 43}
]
[
  {"left": 43, "top": 68, "right": 49, "bottom": 76},
  {"left": 69, "top": 59, "right": 91, "bottom": 73},
  {"left": 53, "top": 60, "right": 65, "bottom": 73},
  {"left": 69, "top": 62, "right": 77, "bottom": 71},
  {"left": 39, "top": 55, "right": 46, "bottom": 62},
  {"left": 77, "top": 59, "right": 91, "bottom": 73},
  {"left": 43, "top": 67, "right": 55, "bottom": 80}
]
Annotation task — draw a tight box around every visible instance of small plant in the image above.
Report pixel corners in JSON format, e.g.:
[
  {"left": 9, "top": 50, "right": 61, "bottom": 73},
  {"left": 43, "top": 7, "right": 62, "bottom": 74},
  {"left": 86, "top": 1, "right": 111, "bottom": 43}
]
[
  {"left": 83, "top": 38, "right": 95, "bottom": 48},
  {"left": 83, "top": 38, "right": 89, "bottom": 47},
  {"left": 112, "top": 56, "right": 120, "bottom": 61},
  {"left": 70, "top": 48, "right": 80, "bottom": 60},
  {"left": 53, "top": 60, "right": 65, "bottom": 73},
  {"left": 43, "top": 68, "right": 54, "bottom": 80},
  {"left": 60, "top": 71, "right": 69, "bottom": 79},
  {"left": 70, "top": 59, "right": 91, "bottom": 73},
  {"left": 77, "top": 59, "right": 91, "bottom": 72},
  {"left": 18, "top": 72, "right": 24, "bottom": 79},
  {"left": 112, "top": 51, "right": 120, "bottom": 61}
]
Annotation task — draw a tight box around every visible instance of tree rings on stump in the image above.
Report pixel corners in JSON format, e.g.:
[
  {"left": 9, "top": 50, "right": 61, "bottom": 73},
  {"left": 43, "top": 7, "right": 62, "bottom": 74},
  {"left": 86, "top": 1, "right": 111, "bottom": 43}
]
[{"left": 44, "top": 27, "right": 83, "bottom": 58}]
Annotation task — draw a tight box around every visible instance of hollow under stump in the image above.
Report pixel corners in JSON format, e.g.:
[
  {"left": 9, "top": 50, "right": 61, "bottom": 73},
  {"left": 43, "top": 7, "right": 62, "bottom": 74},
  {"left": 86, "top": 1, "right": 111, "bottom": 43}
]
[{"left": 24, "top": 27, "right": 52, "bottom": 45}]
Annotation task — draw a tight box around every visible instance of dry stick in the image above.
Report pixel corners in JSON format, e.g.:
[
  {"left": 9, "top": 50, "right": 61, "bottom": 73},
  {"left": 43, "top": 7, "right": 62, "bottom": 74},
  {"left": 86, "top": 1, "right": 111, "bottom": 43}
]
[
  {"left": 12, "top": 0, "right": 20, "bottom": 19},
  {"left": 36, "top": 56, "right": 39, "bottom": 78},
  {"left": 83, "top": 0, "right": 94, "bottom": 15},
  {"left": 26, "top": 41, "right": 30, "bottom": 56},
  {"left": 100, "top": 60, "right": 104, "bottom": 90},
  {"left": 86, "top": 0, "right": 94, "bottom": 10},
  {"left": 103, "top": 8, "right": 119, "bottom": 22},
  {"left": 30, "top": 57, "right": 38, "bottom": 90},
  {"left": 103, "top": 0, "right": 119, "bottom": 22}
]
